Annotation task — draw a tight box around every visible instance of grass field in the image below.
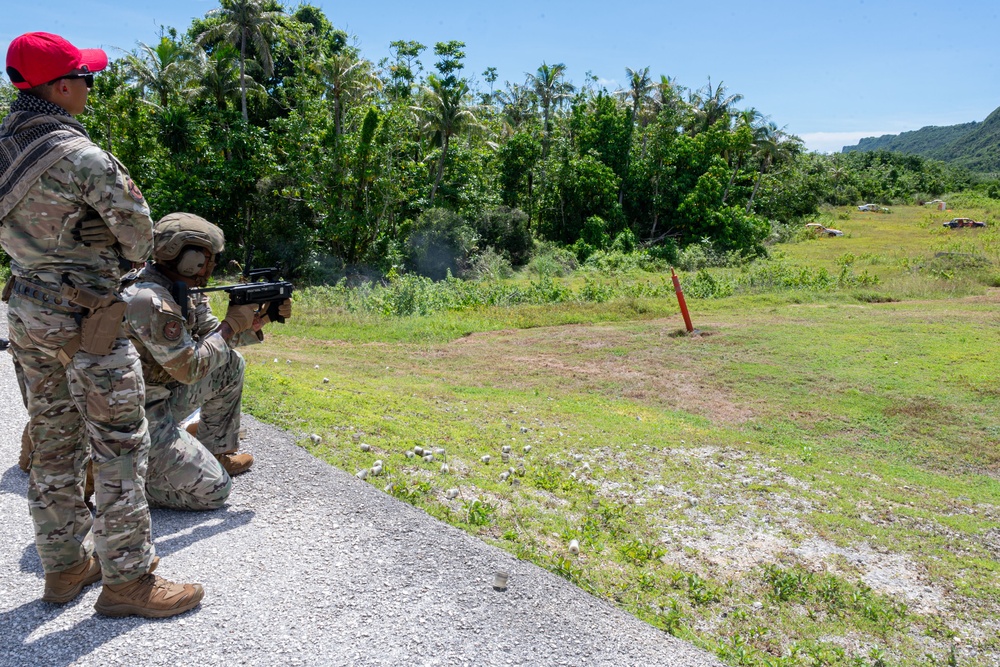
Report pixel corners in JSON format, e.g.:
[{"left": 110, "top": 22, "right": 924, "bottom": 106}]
[{"left": 240, "top": 204, "right": 1000, "bottom": 667}]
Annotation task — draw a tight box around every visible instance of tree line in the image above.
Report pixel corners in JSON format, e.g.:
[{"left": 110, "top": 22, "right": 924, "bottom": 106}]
[{"left": 1, "top": 0, "right": 991, "bottom": 282}]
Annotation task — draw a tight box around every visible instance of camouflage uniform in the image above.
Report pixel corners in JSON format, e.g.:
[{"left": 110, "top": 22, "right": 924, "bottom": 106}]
[
  {"left": 122, "top": 265, "right": 259, "bottom": 510},
  {"left": 1, "top": 98, "right": 156, "bottom": 585}
]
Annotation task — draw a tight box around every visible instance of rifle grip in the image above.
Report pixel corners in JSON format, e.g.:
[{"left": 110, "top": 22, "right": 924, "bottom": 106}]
[{"left": 267, "top": 299, "right": 285, "bottom": 324}]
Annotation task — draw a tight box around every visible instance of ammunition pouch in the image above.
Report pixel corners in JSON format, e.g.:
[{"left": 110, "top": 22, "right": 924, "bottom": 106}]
[
  {"left": 79, "top": 300, "right": 127, "bottom": 356},
  {"left": 7, "top": 278, "right": 126, "bottom": 366}
]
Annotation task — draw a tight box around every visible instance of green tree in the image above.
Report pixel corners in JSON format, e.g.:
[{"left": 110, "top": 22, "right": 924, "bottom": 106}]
[
  {"left": 529, "top": 63, "right": 573, "bottom": 149},
  {"left": 198, "top": 0, "right": 286, "bottom": 122},
  {"left": 125, "top": 34, "right": 191, "bottom": 109},
  {"left": 412, "top": 75, "right": 482, "bottom": 205}
]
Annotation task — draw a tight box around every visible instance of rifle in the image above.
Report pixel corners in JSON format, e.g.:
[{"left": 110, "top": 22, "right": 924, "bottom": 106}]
[{"left": 177, "top": 250, "right": 294, "bottom": 323}]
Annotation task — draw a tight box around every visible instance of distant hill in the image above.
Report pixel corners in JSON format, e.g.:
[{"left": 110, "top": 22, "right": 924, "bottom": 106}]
[{"left": 842, "top": 106, "right": 1000, "bottom": 173}]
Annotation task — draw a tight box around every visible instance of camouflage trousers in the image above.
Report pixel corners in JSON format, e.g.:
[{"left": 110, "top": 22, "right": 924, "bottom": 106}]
[
  {"left": 8, "top": 294, "right": 155, "bottom": 585},
  {"left": 145, "top": 347, "right": 244, "bottom": 510}
]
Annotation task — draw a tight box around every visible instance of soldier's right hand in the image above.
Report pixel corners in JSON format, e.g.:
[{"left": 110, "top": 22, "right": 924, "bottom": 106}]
[
  {"left": 222, "top": 303, "right": 258, "bottom": 335},
  {"left": 72, "top": 218, "right": 117, "bottom": 247}
]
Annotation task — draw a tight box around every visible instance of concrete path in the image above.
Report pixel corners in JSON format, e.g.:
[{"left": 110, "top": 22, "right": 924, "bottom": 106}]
[{"left": 0, "top": 303, "right": 722, "bottom": 667}]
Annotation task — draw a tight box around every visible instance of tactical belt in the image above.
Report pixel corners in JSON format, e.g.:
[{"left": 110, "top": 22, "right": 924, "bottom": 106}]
[
  {"left": 8, "top": 278, "right": 83, "bottom": 312},
  {"left": 6, "top": 277, "right": 125, "bottom": 366}
]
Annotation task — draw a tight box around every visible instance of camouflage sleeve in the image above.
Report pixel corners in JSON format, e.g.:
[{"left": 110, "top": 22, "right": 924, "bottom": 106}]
[
  {"left": 73, "top": 146, "right": 154, "bottom": 263},
  {"left": 125, "top": 287, "right": 230, "bottom": 385},
  {"left": 192, "top": 292, "right": 261, "bottom": 348},
  {"left": 191, "top": 292, "right": 221, "bottom": 338}
]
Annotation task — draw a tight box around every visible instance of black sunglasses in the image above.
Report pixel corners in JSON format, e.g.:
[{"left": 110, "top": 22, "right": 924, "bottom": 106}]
[{"left": 47, "top": 73, "right": 94, "bottom": 89}]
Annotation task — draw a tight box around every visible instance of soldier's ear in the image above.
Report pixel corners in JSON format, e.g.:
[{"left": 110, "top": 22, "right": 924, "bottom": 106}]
[{"left": 176, "top": 249, "right": 209, "bottom": 277}]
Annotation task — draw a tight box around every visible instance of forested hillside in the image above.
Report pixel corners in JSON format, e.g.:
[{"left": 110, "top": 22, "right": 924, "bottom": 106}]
[
  {"left": 843, "top": 106, "right": 1000, "bottom": 173},
  {"left": 2, "top": 0, "right": 997, "bottom": 282}
]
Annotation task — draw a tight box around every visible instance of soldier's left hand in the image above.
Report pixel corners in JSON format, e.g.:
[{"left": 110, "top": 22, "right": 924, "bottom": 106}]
[{"left": 72, "top": 217, "right": 117, "bottom": 247}]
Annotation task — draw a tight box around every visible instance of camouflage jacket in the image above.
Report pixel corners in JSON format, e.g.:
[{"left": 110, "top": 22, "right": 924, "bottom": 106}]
[
  {"left": 0, "top": 100, "right": 152, "bottom": 294},
  {"left": 122, "top": 266, "right": 258, "bottom": 405}
]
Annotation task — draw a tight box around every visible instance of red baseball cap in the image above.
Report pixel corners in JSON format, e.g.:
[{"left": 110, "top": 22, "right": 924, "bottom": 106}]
[{"left": 5, "top": 32, "right": 108, "bottom": 90}]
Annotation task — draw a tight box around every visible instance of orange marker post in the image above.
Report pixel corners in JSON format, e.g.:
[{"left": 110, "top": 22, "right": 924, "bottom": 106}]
[{"left": 671, "top": 268, "right": 694, "bottom": 333}]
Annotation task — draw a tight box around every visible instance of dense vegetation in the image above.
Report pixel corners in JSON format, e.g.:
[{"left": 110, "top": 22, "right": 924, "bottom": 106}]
[
  {"left": 1, "top": 0, "right": 998, "bottom": 284},
  {"left": 843, "top": 106, "right": 1000, "bottom": 174}
]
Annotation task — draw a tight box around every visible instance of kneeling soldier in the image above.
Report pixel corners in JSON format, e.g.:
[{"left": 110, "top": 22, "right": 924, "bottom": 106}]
[{"left": 121, "top": 212, "right": 290, "bottom": 510}]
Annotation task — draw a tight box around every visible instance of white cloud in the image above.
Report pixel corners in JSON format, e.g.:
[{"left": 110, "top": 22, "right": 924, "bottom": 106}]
[{"left": 799, "top": 131, "right": 898, "bottom": 154}]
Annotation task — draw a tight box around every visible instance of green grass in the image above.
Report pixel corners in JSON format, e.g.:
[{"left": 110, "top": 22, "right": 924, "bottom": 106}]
[{"left": 239, "top": 205, "right": 1000, "bottom": 667}]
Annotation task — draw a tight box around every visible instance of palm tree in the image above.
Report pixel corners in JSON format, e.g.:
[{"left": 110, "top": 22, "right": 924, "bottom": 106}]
[
  {"left": 495, "top": 80, "right": 536, "bottom": 135},
  {"left": 622, "top": 66, "right": 653, "bottom": 126},
  {"left": 197, "top": 0, "right": 286, "bottom": 122},
  {"left": 721, "top": 108, "right": 765, "bottom": 204},
  {"left": 411, "top": 74, "right": 482, "bottom": 205},
  {"left": 527, "top": 62, "right": 573, "bottom": 147},
  {"left": 125, "top": 38, "right": 191, "bottom": 109},
  {"left": 184, "top": 44, "right": 252, "bottom": 111},
  {"left": 746, "top": 123, "right": 803, "bottom": 212},
  {"left": 686, "top": 78, "right": 743, "bottom": 135},
  {"left": 317, "top": 49, "right": 379, "bottom": 138}
]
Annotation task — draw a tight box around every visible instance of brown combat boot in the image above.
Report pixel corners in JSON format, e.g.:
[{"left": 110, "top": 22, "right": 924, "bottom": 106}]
[
  {"left": 42, "top": 555, "right": 102, "bottom": 604},
  {"left": 18, "top": 422, "right": 32, "bottom": 473},
  {"left": 215, "top": 451, "right": 254, "bottom": 476},
  {"left": 94, "top": 572, "right": 203, "bottom": 619}
]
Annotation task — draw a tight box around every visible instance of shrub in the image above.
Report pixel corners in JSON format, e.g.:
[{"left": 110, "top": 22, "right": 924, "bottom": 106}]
[
  {"left": 527, "top": 242, "right": 579, "bottom": 277},
  {"left": 405, "top": 208, "right": 477, "bottom": 281},
  {"left": 473, "top": 206, "right": 533, "bottom": 267}
]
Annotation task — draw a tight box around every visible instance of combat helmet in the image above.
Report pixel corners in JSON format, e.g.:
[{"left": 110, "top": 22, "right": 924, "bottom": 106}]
[{"left": 153, "top": 212, "right": 225, "bottom": 261}]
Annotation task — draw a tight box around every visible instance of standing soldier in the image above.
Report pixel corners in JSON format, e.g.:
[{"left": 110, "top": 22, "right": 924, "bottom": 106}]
[
  {"left": 1, "top": 32, "right": 202, "bottom": 617},
  {"left": 121, "top": 212, "right": 290, "bottom": 510}
]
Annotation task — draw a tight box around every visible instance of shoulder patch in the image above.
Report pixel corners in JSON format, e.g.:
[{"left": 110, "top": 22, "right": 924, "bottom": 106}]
[
  {"left": 126, "top": 178, "right": 145, "bottom": 203},
  {"left": 163, "top": 320, "right": 183, "bottom": 341}
]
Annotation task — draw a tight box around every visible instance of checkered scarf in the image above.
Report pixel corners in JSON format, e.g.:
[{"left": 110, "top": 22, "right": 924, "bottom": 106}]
[{"left": 0, "top": 94, "right": 93, "bottom": 219}]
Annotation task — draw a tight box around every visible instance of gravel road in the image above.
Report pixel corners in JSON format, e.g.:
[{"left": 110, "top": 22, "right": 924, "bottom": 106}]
[{"left": 0, "top": 303, "right": 722, "bottom": 667}]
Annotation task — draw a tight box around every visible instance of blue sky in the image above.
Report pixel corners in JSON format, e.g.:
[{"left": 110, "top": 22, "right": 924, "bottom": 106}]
[{"left": 3, "top": 0, "right": 997, "bottom": 152}]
